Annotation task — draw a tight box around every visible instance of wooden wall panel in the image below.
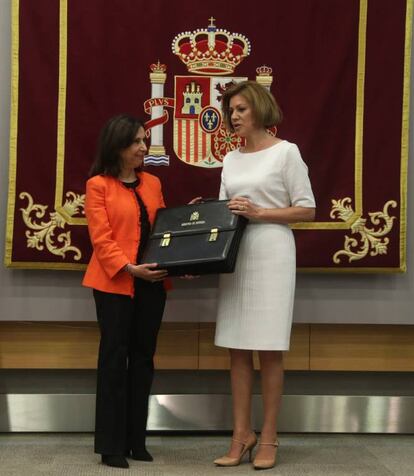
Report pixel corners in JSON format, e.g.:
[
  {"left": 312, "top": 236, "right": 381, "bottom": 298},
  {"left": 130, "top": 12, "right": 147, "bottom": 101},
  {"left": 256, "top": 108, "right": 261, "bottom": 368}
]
[
  {"left": 154, "top": 323, "right": 199, "bottom": 369},
  {"left": 199, "top": 323, "right": 229, "bottom": 369},
  {"left": 0, "top": 322, "right": 99, "bottom": 369},
  {"left": 0, "top": 322, "right": 199, "bottom": 369},
  {"left": 285, "top": 324, "right": 310, "bottom": 370},
  {"left": 310, "top": 324, "right": 414, "bottom": 371},
  {"left": 1, "top": 322, "right": 414, "bottom": 371}
]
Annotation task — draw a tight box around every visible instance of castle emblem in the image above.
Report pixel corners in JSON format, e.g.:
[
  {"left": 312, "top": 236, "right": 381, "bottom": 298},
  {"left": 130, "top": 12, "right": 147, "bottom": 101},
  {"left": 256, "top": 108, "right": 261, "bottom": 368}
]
[{"left": 144, "top": 18, "right": 274, "bottom": 168}]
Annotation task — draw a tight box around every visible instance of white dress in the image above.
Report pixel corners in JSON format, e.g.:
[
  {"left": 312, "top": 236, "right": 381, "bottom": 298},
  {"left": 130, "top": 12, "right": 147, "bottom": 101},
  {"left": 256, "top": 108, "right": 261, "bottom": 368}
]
[{"left": 215, "top": 140, "right": 316, "bottom": 351}]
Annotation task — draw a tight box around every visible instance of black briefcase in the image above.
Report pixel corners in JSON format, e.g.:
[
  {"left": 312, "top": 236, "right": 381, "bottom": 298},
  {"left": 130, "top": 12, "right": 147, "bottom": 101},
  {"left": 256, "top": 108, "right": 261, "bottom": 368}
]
[{"left": 142, "top": 200, "right": 247, "bottom": 276}]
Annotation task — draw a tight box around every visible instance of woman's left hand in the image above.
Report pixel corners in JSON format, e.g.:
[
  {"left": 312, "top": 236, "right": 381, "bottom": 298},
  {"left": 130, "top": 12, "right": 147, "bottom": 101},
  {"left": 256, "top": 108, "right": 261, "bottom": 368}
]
[{"left": 228, "top": 196, "right": 262, "bottom": 220}]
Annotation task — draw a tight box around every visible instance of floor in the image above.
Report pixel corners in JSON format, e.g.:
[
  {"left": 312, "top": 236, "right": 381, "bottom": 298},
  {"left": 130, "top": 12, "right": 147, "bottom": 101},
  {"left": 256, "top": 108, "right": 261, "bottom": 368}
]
[{"left": 0, "top": 433, "right": 413, "bottom": 475}]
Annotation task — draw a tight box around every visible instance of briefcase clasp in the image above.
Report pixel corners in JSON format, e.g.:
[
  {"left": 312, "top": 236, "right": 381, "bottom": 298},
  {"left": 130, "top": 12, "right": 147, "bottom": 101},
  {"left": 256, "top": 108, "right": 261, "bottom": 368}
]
[
  {"left": 209, "top": 228, "right": 219, "bottom": 242},
  {"left": 161, "top": 233, "right": 171, "bottom": 247}
]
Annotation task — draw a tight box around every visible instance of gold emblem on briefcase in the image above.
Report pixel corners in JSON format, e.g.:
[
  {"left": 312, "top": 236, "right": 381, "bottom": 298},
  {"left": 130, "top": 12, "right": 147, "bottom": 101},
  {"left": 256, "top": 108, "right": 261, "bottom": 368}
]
[{"left": 190, "top": 211, "right": 200, "bottom": 221}]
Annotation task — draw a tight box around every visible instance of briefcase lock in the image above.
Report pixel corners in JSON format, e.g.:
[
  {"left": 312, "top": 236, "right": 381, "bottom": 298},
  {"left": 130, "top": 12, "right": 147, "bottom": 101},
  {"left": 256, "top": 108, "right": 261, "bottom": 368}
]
[
  {"left": 209, "top": 228, "right": 219, "bottom": 242},
  {"left": 160, "top": 233, "right": 171, "bottom": 247}
]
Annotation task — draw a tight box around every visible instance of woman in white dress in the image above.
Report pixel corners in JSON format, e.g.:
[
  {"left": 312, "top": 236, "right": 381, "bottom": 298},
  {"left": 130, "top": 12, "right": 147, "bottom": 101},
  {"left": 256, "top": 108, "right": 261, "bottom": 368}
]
[{"left": 213, "top": 81, "right": 316, "bottom": 470}]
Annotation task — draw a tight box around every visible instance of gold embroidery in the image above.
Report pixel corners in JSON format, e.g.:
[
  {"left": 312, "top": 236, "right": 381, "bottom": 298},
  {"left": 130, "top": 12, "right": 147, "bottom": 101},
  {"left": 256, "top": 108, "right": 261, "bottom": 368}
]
[
  {"left": 399, "top": 0, "right": 413, "bottom": 273},
  {"left": 20, "top": 191, "right": 85, "bottom": 260},
  {"left": 331, "top": 198, "right": 397, "bottom": 264}
]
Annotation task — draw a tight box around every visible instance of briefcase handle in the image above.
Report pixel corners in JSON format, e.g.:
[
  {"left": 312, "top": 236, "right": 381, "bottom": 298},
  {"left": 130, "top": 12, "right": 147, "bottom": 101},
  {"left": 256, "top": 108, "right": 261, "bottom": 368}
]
[{"left": 199, "top": 198, "right": 226, "bottom": 203}]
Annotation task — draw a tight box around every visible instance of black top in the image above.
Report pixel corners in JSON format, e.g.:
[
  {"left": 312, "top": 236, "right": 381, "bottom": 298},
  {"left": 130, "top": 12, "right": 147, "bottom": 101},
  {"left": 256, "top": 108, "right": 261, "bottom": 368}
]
[{"left": 122, "top": 179, "right": 150, "bottom": 263}]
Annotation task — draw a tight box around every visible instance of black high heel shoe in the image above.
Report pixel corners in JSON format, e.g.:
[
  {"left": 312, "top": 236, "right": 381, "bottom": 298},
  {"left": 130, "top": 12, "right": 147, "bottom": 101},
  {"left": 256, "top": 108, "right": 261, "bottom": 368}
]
[
  {"left": 131, "top": 448, "right": 153, "bottom": 462},
  {"left": 101, "top": 454, "right": 129, "bottom": 468}
]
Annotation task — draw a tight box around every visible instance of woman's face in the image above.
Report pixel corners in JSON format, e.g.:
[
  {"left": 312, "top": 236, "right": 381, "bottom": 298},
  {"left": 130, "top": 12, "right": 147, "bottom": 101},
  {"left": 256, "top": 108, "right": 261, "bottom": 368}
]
[
  {"left": 119, "top": 126, "right": 147, "bottom": 172},
  {"left": 229, "top": 94, "right": 256, "bottom": 138}
]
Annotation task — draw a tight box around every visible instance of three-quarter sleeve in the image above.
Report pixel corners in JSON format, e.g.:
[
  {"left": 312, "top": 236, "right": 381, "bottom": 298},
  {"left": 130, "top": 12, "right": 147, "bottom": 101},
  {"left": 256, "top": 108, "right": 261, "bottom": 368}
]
[
  {"left": 85, "top": 179, "right": 129, "bottom": 278},
  {"left": 219, "top": 170, "right": 228, "bottom": 200},
  {"left": 283, "top": 144, "right": 316, "bottom": 208},
  {"left": 158, "top": 181, "right": 166, "bottom": 209}
]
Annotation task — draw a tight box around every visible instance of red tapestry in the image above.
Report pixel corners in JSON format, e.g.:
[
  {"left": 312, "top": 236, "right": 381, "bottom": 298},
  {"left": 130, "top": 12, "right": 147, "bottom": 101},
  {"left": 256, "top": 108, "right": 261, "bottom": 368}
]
[{"left": 5, "top": 0, "right": 411, "bottom": 272}]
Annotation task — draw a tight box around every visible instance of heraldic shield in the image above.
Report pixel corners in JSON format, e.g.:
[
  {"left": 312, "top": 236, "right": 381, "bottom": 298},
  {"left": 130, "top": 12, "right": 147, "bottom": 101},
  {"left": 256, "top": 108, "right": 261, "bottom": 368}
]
[
  {"left": 144, "top": 19, "right": 274, "bottom": 169},
  {"left": 173, "top": 75, "right": 246, "bottom": 168}
]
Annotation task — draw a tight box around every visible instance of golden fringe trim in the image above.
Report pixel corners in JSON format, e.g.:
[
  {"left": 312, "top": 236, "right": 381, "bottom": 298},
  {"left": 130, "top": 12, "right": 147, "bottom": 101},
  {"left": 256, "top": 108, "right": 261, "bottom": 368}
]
[
  {"left": 399, "top": 0, "right": 413, "bottom": 273},
  {"left": 4, "top": 0, "right": 20, "bottom": 266}
]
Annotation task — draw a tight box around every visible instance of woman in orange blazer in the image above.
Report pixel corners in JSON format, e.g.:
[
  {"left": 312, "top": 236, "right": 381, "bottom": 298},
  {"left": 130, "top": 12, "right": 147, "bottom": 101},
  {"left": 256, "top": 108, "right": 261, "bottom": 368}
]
[{"left": 83, "top": 115, "right": 168, "bottom": 469}]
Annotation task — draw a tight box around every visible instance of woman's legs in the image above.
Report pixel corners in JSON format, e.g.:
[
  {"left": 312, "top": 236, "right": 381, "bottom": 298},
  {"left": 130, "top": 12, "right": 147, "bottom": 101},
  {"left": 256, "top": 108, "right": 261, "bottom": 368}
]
[
  {"left": 256, "top": 350, "right": 284, "bottom": 460},
  {"left": 225, "top": 348, "right": 255, "bottom": 457},
  {"left": 93, "top": 290, "right": 133, "bottom": 456},
  {"left": 127, "top": 279, "right": 166, "bottom": 453}
]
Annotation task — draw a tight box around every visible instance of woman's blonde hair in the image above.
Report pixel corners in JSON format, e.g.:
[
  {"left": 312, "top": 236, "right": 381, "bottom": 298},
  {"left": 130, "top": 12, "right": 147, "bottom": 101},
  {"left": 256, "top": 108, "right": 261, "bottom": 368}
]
[{"left": 221, "top": 80, "right": 283, "bottom": 132}]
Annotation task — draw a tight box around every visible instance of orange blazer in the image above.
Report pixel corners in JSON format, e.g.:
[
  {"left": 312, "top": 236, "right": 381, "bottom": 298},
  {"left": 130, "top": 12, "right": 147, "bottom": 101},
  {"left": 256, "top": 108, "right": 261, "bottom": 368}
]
[{"left": 82, "top": 172, "right": 165, "bottom": 297}]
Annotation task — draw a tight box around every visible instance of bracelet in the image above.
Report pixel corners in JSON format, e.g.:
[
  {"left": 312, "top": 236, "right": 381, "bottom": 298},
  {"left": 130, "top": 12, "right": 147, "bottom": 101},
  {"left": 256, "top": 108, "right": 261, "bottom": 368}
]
[{"left": 124, "top": 263, "right": 133, "bottom": 275}]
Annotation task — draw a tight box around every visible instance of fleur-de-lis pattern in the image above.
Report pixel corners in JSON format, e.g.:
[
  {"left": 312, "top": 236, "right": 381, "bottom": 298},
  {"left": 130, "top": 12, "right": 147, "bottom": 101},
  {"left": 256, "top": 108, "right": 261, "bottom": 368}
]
[
  {"left": 330, "top": 198, "right": 397, "bottom": 263},
  {"left": 19, "top": 191, "right": 85, "bottom": 260}
]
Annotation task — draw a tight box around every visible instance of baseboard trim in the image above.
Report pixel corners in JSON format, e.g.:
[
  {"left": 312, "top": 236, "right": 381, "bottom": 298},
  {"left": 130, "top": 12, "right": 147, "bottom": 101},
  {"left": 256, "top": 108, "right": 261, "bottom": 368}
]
[{"left": 1, "top": 394, "right": 414, "bottom": 433}]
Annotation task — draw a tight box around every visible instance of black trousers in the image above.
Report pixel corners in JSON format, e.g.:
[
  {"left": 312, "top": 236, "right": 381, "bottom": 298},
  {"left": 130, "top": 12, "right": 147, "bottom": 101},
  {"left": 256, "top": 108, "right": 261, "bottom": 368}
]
[{"left": 93, "top": 278, "right": 166, "bottom": 455}]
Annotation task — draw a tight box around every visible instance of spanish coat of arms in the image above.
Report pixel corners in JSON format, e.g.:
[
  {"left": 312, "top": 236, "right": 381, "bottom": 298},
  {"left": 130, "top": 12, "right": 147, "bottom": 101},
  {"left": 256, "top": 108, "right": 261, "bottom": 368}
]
[{"left": 143, "top": 17, "right": 274, "bottom": 168}]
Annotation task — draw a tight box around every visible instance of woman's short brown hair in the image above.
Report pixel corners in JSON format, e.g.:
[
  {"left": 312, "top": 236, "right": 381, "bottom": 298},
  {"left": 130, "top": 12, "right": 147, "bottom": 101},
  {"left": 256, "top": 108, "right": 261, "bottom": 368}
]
[{"left": 221, "top": 80, "right": 283, "bottom": 132}]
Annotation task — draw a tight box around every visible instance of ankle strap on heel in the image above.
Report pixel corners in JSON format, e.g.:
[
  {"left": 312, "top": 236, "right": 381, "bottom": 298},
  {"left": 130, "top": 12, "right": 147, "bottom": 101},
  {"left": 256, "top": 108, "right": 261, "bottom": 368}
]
[
  {"left": 231, "top": 437, "right": 245, "bottom": 445},
  {"left": 258, "top": 440, "right": 279, "bottom": 447},
  {"left": 232, "top": 432, "right": 257, "bottom": 446}
]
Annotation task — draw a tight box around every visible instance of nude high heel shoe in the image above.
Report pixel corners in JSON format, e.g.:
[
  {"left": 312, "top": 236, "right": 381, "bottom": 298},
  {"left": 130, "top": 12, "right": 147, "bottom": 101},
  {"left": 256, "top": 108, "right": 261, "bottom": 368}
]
[
  {"left": 252, "top": 440, "right": 279, "bottom": 470},
  {"left": 214, "top": 432, "right": 257, "bottom": 466}
]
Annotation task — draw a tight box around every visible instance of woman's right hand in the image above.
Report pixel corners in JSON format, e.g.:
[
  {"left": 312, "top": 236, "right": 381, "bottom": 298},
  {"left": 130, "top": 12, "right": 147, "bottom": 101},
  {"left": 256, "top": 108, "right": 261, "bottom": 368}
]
[
  {"left": 126, "top": 263, "right": 168, "bottom": 282},
  {"left": 188, "top": 196, "right": 203, "bottom": 205}
]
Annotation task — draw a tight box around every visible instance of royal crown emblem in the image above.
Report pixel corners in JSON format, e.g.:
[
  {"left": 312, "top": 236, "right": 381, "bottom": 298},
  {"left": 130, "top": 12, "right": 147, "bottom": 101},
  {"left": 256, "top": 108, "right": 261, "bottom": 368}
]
[
  {"left": 171, "top": 17, "right": 251, "bottom": 76},
  {"left": 143, "top": 18, "right": 274, "bottom": 168}
]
